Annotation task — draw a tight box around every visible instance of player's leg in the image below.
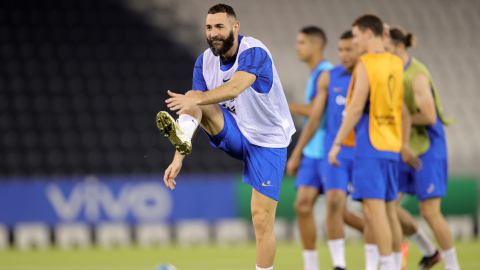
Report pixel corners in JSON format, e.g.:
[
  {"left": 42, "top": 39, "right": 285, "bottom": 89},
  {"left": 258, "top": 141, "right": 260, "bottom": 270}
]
[
  {"left": 397, "top": 193, "right": 439, "bottom": 261},
  {"left": 419, "top": 197, "right": 459, "bottom": 270},
  {"left": 343, "top": 207, "right": 364, "bottom": 231},
  {"left": 396, "top": 193, "right": 418, "bottom": 235},
  {"left": 157, "top": 90, "right": 225, "bottom": 153},
  {"left": 325, "top": 189, "right": 348, "bottom": 269},
  {"left": 363, "top": 220, "right": 380, "bottom": 270},
  {"left": 294, "top": 186, "right": 320, "bottom": 270},
  {"left": 362, "top": 199, "right": 394, "bottom": 270},
  {"left": 386, "top": 199, "right": 403, "bottom": 270},
  {"left": 417, "top": 159, "right": 458, "bottom": 270},
  {"left": 363, "top": 200, "right": 396, "bottom": 270},
  {"left": 251, "top": 188, "right": 278, "bottom": 269}
]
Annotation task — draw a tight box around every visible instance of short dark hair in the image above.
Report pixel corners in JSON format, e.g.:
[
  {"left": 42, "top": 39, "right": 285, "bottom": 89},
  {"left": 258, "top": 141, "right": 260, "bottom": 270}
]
[
  {"left": 390, "top": 27, "right": 416, "bottom": 48},
  {"left": 340, "top": 30, "right": 353, "bottom": 40},
  {"left": 300, "top": 26, "right": 327, "bottom": 48},
  {"left": 352, "top": 14, "right": 383, "bottom": 37},
  {"left": 208, "top": 3, "right": 236, "bottom": 19}
]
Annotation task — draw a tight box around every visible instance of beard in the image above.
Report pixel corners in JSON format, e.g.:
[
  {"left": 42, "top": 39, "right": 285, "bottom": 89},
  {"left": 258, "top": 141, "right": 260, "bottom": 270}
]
[{"left": 207, "top": 30, "right": 235, "bottom": 57}]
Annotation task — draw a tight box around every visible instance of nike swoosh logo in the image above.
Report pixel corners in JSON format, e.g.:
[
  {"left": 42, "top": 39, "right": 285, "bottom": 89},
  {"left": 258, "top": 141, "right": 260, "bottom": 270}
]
[
  {"left": 262, "top": 182, "right": 272, "bottom": 187},
  {"left": 223, "top": 78, "right": 230, "bottom": 83}
]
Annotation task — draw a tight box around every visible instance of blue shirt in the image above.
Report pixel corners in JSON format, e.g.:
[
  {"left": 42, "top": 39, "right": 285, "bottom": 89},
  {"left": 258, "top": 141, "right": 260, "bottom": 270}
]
[
  {"left": 324, "top": 65, "right": 354, "bottom": 160},
  {"left": 420, "top": 90, "right": 448, "bottom": 161},
  {"left": 302, "top": 60, "right": 333, "bottom": 159},
  {"left": 192, "top": 35, "right": 274, "bottom": 94}
]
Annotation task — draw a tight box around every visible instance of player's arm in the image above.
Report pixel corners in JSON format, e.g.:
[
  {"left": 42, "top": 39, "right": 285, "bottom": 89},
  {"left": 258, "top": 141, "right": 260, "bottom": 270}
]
[
  {"left": 286, "top": 71, "right": 329, "bottom": 175},
  {"left": 400, "top": 103, "right": 422, "bottom": 170},
  {"left": 166, "top": 71, "right": 255, "bottom": 113},
  {"left": 328, "top": 62, "right": 369, "bottom": 166},
  {"left": 410, "top": 73, "right": 437, "bottom": 126},
  {"left": 288, "top": 102, "right": 313, "bottom": 117}
]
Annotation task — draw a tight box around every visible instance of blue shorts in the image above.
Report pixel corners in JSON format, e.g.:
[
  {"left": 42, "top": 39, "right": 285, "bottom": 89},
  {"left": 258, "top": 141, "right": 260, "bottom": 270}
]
[
  {"left": 322, "top": 158, "right": 352, "bottom": 193},
  {"left": 202, "top": 107, "right": 287, "bottom": 201},
  {"left": 352, "top": 158, "right": 398, "bottom": 202},
  {"left": 398, "top": 159, "right": 448, "bottom": 201},
  {"left": 294, "top": 156, "right": 323, "bottom": 192}
]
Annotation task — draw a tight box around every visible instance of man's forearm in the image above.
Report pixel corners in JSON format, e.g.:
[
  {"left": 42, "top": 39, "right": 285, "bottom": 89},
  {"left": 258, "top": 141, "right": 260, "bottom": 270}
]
[
  {"left": 411, "top": 113, "right": 436, "bottom": 126},
  {"left": 291, "top": 118, "right": 321, "bottom": 157},
  {"left": 333, "top": 110, "right": 363, "bottom": 145},
  {"left": 401, "top": 105, "right": 412, "bottom": 145},
  {"left": 288, "top": 102, "right": 312, "bottom": 117},
  {"left": 197, "top": 83, "right": 239, "bottom": 106}
]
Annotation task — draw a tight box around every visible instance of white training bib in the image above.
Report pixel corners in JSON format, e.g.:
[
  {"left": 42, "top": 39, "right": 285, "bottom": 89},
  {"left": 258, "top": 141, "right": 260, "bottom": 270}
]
[{"left": 202, "top": 36, "right": 295, "bottom": 148}]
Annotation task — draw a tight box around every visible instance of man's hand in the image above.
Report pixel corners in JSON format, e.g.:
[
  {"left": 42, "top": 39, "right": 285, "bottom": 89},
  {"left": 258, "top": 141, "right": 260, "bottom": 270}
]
[
  {"left": 401, "top": 145, "right": 422, "bottom": 171},
  {"left": 166, "top": 90, "right": 200, "bottom": 114},
  {"left": 163, "top": 152, "right": 184, "bottom": 190},
  {"left": 328, "top": 144, "right": 341, "bottom": 167},
  {"left": 286, "top": 153, "right": 302, "bottom": 176}
]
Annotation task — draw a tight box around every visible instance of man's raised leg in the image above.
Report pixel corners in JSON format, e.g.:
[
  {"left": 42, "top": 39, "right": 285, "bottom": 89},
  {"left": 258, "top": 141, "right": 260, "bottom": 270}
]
[
  {"left": 251, "top": 188, "right": 278, "bottom": 269},
  {"left": 158, "top": 90, "right": 225, "bottom": 152}
]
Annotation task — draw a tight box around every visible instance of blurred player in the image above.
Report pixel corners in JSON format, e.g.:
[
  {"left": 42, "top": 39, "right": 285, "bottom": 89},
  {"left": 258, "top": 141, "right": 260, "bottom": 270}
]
[
  {"left": 286, "top": 30, "right": 364, "bottom": 270},
  {"left": 157, "top": 4, "right": 295, "bottom": 270},
  {"left": 328, "top": 14, "right": 420, "bottom": 270},
  {"left": 385, "top": 27, "right": 460, "bottom": 270},
  {"left": 285, "top": 26, "right": 333, "bottom": 270}
]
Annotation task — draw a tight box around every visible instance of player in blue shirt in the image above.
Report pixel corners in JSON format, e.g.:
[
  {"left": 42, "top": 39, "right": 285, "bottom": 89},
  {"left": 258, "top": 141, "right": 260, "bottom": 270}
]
[
  {"left": 286, "top": 30, "right": 364, "bottom": 270},
  {"left": 158, "top": 4, "right": 294, "bottom": 270}
]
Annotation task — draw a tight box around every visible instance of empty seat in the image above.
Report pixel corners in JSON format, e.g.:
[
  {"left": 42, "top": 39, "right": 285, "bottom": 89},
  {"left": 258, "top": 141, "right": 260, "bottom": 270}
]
[
  {"left": 135, "top": 223, "right": 171, "bottom": 248},
  {"left": 176, "top": 220, "right": 210, "bottom": 247},
  {"left": 14, "top": 223, "right": 51, "bottom": 251},
  {"left": 214, "top": 219, "right": 250, "bottom": 246},
  {"left": 54, "top": 223, "right": 91, "bottom": 250},
  {"left": 95, "top": 223, "right": 131, "bottom": 249},
  {"left": 0, "top": 224, "right": 8, "bottom": 250}
]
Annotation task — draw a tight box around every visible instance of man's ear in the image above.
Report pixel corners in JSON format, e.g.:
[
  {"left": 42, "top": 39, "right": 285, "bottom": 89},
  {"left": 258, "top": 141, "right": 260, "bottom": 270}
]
[{"left": 233, "top": 21, "right": 240, "bottom": 34}]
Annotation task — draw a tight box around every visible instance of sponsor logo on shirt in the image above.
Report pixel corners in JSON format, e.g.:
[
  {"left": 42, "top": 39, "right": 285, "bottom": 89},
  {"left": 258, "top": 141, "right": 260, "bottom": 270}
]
[
  {"left": 336, "top": 95, "right": 347, "bottom": 106},
  {"left": 427, "top": 184, "right": 435, "bottom": 194}
]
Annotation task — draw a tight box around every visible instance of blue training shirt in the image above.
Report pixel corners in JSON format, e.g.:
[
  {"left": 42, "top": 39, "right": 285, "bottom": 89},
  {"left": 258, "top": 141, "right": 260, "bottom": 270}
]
[
  {"left": 324, "top": 65, "right": 354, "bottom": 160},
  {"left": 192, "top": 35, "right": 274, "bottom": 94},
  {"left": 302, "top": 60, "right": 333, "bottom": 159}
]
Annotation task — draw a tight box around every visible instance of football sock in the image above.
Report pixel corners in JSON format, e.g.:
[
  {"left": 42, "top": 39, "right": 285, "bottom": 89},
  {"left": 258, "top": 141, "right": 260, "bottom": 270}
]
[
  {"left": 393, "top": 252, "right": 402, "bottom": 270},
  {"left": 177, "top": 114, "right": 198, "bottom": 140},
  {"left": 379, "top": 255, "right": 395, "bottom": 270},
  {"left": 443, "top": 247, "right": 460, "bottom": 270},
  {"left": 410, "top": 229, "right": 436, "bottom": 257},
  {"left": 328, "top": 239, "right": 346, "bottom": 268},
  {"left": 256, "top": 265, "right": 273, "bottom": 270},
  {"left": 302, "top": 249, "right": 320, "bottom": 270},
  {"left": 365, "top": 244, "right": 379, "bottom": 270}
]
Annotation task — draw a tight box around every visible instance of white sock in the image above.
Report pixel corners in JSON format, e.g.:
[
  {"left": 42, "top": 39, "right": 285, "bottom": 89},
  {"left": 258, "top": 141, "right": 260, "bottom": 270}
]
[
  {"left": 177, "top": 114, "right": 198, "bottom": 139},
  {"left": 256, "top": 265, "right": 273, "bottom": 270},
  {"left": 365, "top": 244, "right": 380, "bottom": 270},
  {"left": 393, "top": 252, "right": 402, "bottom": 270},
  {"left": 379, "top": 255, "right": 395, "bottom": 270},
  {"left": 302, "top": 250, "right": 320, "bottom": 270},
  {"left": 410, "top": 229, "right": 436, "bottom": 257},
  {"left": 328, "top": 239, "right": 346, "bottom": 268},
  {"left": 443, "top": 247, "right": 460, "bottom": 270}
]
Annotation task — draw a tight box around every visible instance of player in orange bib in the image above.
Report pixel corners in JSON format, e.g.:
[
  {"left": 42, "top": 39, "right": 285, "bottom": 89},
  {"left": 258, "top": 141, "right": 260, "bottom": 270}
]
[{"left": 328, "top": 14, "right": 420, "bottom": 270}]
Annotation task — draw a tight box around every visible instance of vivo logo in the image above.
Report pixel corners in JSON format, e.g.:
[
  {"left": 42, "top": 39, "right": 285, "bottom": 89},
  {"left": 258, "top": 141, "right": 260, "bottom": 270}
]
[{"left": 45, "top": 176, "right": 172, "bottom": 222}]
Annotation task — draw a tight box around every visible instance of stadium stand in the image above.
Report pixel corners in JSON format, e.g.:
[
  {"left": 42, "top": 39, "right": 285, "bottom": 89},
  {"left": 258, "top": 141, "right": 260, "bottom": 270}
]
[
  {"left": 128, "top": 0, "right": 480, "bottom": 174},
  {"left": 0, "top": 0, "right": 243, "bottom": 177},
  {"left": 1, "top": 0, "right": 479, "bottom": 177}
]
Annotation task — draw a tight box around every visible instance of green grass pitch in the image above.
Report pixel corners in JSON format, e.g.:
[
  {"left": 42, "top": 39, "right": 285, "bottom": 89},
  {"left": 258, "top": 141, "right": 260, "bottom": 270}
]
[{"left": 1, "top": 241, "right": 479, "bottom": 270}]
